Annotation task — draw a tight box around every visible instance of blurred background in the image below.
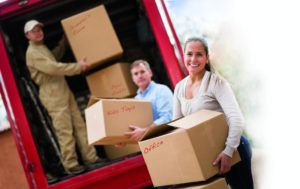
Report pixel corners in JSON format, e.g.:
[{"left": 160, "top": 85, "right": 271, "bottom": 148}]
[
  {"left": 160, "top": 0, "right": 263, "bottom": 148},
  {"left": 158, "top": 0, "right": 300, "bottom": 188}
]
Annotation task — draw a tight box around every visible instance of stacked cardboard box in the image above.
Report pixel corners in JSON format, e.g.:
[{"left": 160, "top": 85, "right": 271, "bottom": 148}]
[
  {"left": 62, "top": 5, "right": 145, "bottom": 160},
  {"left": 85, "top": 97, "right": 149, "bottom": 160},
  {"left": 61, "top": 5, "right": 123, "bottom": 70},
  {"left": 138, "top": 110, "right": 240, "bottom": 187},
  {"left": 84, "top": 97, "right": 152, "bottom": 159},
  {"left": 85, "top": 98, "right": 153, "bottom": 145},
  {"left": 86, "top": 63, "right": 137, "bottom": 98}
]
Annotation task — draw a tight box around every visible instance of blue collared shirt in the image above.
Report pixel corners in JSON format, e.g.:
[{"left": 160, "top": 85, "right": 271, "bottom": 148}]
[{"left": 135, "top": 81, "right": 173, "bottom": 125}]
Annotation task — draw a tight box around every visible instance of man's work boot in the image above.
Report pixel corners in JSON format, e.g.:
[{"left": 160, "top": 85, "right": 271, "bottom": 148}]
[
  {"left": 86, "top": 157, "right": 108, "bottom": 170},
  {"left": 68, "top": 165, "right": 85, "bottom": 175}
]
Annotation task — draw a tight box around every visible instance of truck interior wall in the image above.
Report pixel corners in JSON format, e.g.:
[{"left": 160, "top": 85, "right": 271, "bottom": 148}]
[{"left": 0, "top": 0, "right": 172, "bottom": 183}]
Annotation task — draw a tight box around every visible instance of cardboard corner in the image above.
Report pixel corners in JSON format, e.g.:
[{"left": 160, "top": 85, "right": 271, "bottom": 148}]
[{"left": 87, "top": 95, "right": 102, "bottom": 107}]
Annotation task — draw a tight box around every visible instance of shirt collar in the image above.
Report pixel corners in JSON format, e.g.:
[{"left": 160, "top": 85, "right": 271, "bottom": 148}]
[
  {"left": 137, "top": 81, "right": 154, "bottom": 96},
  {"left": 29, "top": 40, "right": 44, "bottom": 46}
]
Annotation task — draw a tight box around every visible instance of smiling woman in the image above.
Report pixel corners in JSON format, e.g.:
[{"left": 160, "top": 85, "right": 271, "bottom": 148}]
[
  {"left": 158, "top": 1, "right": 266, "bottom": 188},
  {"left": 162, "top": 0, "right": 263, "bottom": 148},
  {"left": 172, "top": 36, "right": 254, "bottom": 189}
]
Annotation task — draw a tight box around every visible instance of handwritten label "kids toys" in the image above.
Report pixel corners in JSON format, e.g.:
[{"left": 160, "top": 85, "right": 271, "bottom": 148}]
[
  {"left": 143, "top": 140, "right": 164, "bottom": 154},
  {"left": 106, "top": 105, "right": 136, "bottom": 116}
]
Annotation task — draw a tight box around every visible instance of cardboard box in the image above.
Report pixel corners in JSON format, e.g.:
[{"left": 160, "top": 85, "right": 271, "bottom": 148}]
[
  {"left": 104, "top": 144, "right": 141, "bottom": 160},
  {"left": 138, "top": 110, "right": 240, "bottom": 186},
  {"left": 85, "top": 98, "right": 153, "bottom": 145},
  {"left": 61, "top": 5, "right": 123, "bottom": 70},
  {"left": 170, "top": 177, "right": 228, "bottom": 189},
  {"left": 86, "top": 63, "right": 137, "bottom": 98}
]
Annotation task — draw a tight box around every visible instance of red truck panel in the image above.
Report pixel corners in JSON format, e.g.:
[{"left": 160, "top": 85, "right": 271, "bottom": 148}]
[
  {"left": 143, "top": 0, "right": 184, "bottom": 89},
  {"left": 0, "top": 29, "right": 42, "bottom": 188},
  {"left": 0, "top": 0, "right": 58, "bottom": 20},
  {"left": 0, "top": 0, "right": 184, "bottom": 188}
]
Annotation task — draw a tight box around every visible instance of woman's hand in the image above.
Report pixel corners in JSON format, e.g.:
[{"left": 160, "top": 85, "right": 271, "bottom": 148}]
[{"left": 213, "top": 152, "right": 232, "bottom": 175}]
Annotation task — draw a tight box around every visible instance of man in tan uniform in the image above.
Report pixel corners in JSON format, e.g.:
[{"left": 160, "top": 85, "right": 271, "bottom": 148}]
[{"left": 24, "top": 20, "right": 105, "bottom": 175}]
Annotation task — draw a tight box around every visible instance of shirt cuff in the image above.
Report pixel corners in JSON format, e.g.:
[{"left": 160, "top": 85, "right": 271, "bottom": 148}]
[
  {"left": 75, "top": 62, "right": 82, "bottom": 74},
  {"left": 223, "top": 145, "right": 235, "bottom": 158}
]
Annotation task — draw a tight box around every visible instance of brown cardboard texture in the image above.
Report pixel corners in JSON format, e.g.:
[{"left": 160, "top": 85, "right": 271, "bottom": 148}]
[
  {"left": 104, "top": 144, "right": 140, "bottom": 160},
  {"left": 61, "top": 5, "right": 123, "bottom": 70},
  {"left": 170, "top": 177, "right": 228, "bottom": 189},
  {"left": 85, "top": 98, "right": 153, "bottom": 145},
  {"left": 86, "top": 62, "right": 137, "bottom": 98},
  {"left": 138, "top": 110, "right": 240, "bottom": 186}
]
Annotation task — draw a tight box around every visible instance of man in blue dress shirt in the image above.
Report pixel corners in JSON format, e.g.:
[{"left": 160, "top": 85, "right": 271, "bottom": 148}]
[{"left": 124, "top": 59, "right": 173, "bottom": 141}]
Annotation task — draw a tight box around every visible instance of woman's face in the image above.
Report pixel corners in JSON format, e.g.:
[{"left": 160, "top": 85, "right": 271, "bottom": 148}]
[{"left": 184, "top": 41, "right": 209, "bottom": 74}]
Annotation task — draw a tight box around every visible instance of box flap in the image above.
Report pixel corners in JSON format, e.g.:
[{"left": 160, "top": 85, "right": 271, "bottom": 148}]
[
  {"left": 140, "top": 123, "right": 175, "bottom": 141},
  {"left": 168, "top": 110, "right": 223, "bottom": 129}
]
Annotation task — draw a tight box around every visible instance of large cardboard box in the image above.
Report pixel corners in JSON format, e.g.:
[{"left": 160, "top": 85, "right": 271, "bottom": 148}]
[
  {"left": 86, "top": 63, "right": 137, "bottom": 98},
  {"left": 170, "top": 177, "right": 228, "bottom": 189},
  {"left": 61, "top": 5, "right": 123, "bottom": 70},
  {"left": 85, "top": 98, "right": 153, "bottom": 145},
  {"left": 138, "top": 110, "right": 240, "bottom": 186},
  {"left": 104, "top": 144, "right": 140, "bottom": 160}
]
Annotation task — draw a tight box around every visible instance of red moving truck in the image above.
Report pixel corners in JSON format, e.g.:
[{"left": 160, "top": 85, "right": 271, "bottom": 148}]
[{"left": 0, "top": 0, "right": 184, "bottom": 188}]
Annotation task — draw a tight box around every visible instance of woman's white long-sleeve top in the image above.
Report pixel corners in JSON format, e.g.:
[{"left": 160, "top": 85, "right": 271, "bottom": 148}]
[{"left": 173, "top": 71, "right": 244, "bottom": 157}]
